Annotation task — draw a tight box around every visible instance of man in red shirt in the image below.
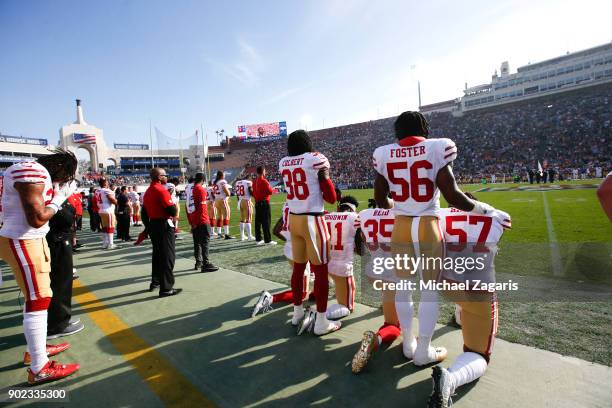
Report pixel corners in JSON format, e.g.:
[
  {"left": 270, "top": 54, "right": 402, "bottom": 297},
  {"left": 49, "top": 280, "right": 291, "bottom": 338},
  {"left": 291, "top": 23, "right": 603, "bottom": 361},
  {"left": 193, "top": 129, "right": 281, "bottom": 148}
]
[
  {"left": 189, "top": 173, "right": 219, "bottom": 272},
  {"left": 253, "top": 166, "right": 276, "bottom": 245},
  {"left": 67, "top": 192, "right": 83, "bottom": 251},
  {"left": 142, "top": 168, "right": 181, "bottom": 297}
]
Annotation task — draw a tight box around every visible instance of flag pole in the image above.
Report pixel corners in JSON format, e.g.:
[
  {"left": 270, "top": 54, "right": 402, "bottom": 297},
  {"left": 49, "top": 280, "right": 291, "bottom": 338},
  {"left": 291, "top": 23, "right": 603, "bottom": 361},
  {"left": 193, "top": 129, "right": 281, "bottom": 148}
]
[{"left": 149, "top": 119, "right": 154, "bottom": 169}]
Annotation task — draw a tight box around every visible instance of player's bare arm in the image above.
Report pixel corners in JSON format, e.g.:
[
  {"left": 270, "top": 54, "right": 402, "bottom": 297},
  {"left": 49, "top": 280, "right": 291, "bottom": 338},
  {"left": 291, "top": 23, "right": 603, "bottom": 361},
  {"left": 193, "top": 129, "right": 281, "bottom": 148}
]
[
  {"left": 374, "top": 173, "right": 393, "bottom": 209},
  {"left": 14, "top": 182, "right": 58, "bottom": 228},
  {"left": 106, "top": 191, "right": 118, "bottom": 205},
  {"left": 354, "top": 229, "right": 364, "bottom": 256},
  {"left": 435, "top": 165, "right": 475, "bottom": 211},
  {"left": 272, "top": 217, "right": 286, "bottom": 242}
]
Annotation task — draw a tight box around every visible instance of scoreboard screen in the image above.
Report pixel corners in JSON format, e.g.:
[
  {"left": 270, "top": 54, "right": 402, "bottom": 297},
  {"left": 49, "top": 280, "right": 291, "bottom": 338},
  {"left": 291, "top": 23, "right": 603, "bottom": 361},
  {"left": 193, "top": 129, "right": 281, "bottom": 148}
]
[{"left": 238, "top": 121, "right": 287, "bottom": 138}]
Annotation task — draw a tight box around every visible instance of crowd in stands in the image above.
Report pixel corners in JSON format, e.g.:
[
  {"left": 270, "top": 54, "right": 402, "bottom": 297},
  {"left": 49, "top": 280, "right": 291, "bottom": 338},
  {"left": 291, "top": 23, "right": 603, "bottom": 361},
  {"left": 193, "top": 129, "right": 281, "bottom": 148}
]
[
  {"left": 246, "top": 83, "right": 611, "bottom": 186},
  {"left": 80, "top": 172, "right": 148, "bottom": 187}
]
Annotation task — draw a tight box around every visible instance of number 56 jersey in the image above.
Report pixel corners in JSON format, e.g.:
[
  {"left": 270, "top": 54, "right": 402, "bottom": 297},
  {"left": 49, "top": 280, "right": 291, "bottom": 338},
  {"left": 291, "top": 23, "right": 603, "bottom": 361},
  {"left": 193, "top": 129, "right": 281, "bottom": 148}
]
[
  {"left": 279, "top": 152, "right": 330, "bottom": 214},
  {"left": 372, "top": 136, "right": 456, "bottom": 217}
]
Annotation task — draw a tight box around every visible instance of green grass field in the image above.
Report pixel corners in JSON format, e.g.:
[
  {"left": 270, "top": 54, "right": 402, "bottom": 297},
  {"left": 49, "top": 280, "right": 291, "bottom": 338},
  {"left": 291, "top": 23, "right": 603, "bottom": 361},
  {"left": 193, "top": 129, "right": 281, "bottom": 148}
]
[{"left": 174, "top": 180, "right": 612, "bottom": 365}]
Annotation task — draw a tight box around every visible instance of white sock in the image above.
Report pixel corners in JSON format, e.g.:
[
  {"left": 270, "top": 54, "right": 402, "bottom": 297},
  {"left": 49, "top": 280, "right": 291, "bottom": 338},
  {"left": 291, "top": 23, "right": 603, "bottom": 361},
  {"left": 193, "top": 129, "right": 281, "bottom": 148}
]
[
  {"left": 239, "top": 223, "right": 244, "bottom": 237},
  {"left": 448, "top": 352, "right": 488, "bottom": 393},
  {"left": 395, "top": 288, "right": 414, "bottom": 338},
  {"left": 24, "top": 310, "right": 49, "bottom": 373},
  {"left": 102, "top": 234, "right": 108, "bottom": 246},
  {"left": 291, "top": 305, "right": 305, "bottom": 325},
  {"left": 246, "top": 223, "right": 252, "bottom": 237},
  {"left": 417, "top": 290, "right": 439, "bottom": 338},
  {"left": 107, "top": 233, "right": 114, "bottom": 246},
  {"left": 224, "top": 225, "right": 230, "bottom": 235},
  {"left": 326, "top": 303, "right": 350, "bottom": 319}
]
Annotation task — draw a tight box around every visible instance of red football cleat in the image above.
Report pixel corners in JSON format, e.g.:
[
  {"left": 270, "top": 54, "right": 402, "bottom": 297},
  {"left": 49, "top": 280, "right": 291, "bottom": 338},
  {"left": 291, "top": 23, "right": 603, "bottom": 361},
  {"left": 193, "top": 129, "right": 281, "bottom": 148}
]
[
  {"left": 27, "top": 360, "right": 80, "bottom": 385},
  {"left": 134, "top": 231, "right": 148, "bottom": 246},
  {"left": 23, "top": 343, "right": 70, "bottom": 365}
]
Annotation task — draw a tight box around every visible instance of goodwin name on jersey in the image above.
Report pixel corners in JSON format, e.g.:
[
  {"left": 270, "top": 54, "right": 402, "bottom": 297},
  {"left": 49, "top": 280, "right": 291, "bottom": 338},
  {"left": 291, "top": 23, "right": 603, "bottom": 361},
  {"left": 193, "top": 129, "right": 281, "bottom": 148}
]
[
  {"left": 325, "top": 212, "right": 360, "bottom": 275},
  {"left": 372, "top": 137, "right": 456, "bottom": 217},
  {"left": 278, "top": 152, "right": 330, "bottom": 214}
]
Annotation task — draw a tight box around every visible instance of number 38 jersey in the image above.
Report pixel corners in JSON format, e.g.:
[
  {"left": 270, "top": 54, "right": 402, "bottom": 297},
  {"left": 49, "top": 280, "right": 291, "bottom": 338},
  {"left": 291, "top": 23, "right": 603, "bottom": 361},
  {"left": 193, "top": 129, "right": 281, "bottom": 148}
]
[
  {"left": 324, "top": 211, "right": 359, "bottom": 276},
  {"left": 279, "top": 152, "right": 330, "bottom": 214},
  {"left": 372, "top": 136, "right": 457, "bottom": 217}
]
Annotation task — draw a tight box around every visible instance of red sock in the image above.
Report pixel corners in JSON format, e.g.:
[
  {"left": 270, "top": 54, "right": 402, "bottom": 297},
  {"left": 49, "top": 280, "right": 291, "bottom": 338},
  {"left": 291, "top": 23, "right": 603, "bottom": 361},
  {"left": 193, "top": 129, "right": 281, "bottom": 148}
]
[
  {"left": 377, "top": 322, "right": 401, "bottom": 345},
  {"left": 291, "top": 263, "right": 307, "bottom": 305},
  {"left": 272, "top": 290, "right": 293, "bottom": 304},
  {"left": 311, "top": 264, "right": 329, "bottom": 313}
]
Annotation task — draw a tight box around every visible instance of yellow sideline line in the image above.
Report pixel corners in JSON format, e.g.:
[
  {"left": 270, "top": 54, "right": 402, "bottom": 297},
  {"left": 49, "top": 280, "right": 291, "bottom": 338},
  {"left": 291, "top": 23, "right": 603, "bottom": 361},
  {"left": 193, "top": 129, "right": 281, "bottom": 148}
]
[{"left": 72, "top": 280, "right": 216, "bottom": 408}]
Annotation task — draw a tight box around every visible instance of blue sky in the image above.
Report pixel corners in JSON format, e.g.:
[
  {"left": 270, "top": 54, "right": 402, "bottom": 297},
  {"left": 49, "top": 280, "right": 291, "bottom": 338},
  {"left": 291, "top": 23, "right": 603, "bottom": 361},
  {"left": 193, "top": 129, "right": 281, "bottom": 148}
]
[{"left": 1, "top": 0, "right": 611, "bottom": 149}]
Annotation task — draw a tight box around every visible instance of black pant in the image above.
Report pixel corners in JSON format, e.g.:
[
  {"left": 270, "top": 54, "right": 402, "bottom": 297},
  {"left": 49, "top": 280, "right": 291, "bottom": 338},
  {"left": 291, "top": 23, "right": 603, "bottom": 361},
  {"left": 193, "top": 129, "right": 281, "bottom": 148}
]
[
  {"left": 149, "top": 219, "right": 176, "bottom": 292},
  {"left": 46, "top": 233, "right": 74, "bottom": 334},
  {"left": 88, "top": 209, "right": 99, "bottom": 231},
  {"left": 117, "top": 212, "right": 131, "bottom": 240},
  {"left": 192, "top": 224, "right": 211, "bottom": 266},
  {"left": 75, "top": 215, "right": 82, "bottom": 230},
  {"left": 255, "top": 201, "right": 271, "bottom": 243}
]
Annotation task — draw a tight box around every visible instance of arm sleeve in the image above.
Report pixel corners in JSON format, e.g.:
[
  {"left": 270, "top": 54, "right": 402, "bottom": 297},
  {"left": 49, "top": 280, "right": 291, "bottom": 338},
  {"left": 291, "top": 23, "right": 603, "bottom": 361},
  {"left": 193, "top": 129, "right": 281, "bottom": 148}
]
[
  {"left": 372, "top": 147, "right": 384, "bottom": 175},
  {"left": 10, "top": 163, "right": 49, "bottom": 184},
  {"left": 495, "top": 210, "right": 512, "bottom": 230},
  {"left": 311, "top": 152, "right": 330, "bottom": 171},
  {"left": 319, "top": 177, "right": 337, "bottom": 204}
]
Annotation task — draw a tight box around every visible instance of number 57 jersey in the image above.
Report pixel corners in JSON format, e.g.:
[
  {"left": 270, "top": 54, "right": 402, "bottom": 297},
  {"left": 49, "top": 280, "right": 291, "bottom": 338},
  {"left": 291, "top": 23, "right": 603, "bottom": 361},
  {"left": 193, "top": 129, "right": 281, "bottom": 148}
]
[
  {"left": 279, "top": 152, "right": 330, "bottom": 214},
  {"left": 372, "top": 136, "right": 456, "bottom": 217}
]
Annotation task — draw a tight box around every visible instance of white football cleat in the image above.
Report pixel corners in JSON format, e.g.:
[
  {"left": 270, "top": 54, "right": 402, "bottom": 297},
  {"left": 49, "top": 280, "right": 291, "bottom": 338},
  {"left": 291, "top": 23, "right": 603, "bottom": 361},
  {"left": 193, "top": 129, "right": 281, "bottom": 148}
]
[
  {"left": 427, "top": 366, "right": 454, "bottom": 408},
  {"left": 251, "top": 291, "right": 273, "bottom": 317},
  {"left": 297, "top": 308, "right": 316, "bottom": 335},
  {"left": 414, "top": 342, "right": 448, "bottom": 366},
  {"left": 266, "top": 241, "right": 277, "bottom": 246},
  {"left": 106, "top": 244, "right": 116, "bottom": 250},
  {"left": 256, "top": 240, "right": 265, "bottom": 246},
  {"left": 248, "top": 235, "right": 255, "bottom": 241},
  {"left": 313, "top": 312, "right": 342, "bottom": 336},
  {"left": 241, "top": 235, "right": 247, "bottom": 241}
]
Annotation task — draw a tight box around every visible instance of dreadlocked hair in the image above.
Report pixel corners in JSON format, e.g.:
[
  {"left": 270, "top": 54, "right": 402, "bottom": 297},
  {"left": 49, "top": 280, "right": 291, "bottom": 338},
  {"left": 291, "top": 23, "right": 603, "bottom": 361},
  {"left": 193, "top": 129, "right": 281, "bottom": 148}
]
[
  {"left": 37, "top": 148, "right": 77, "bottom": 183},
  {"left": 394, "top": 111, "right": 429, "bottom": 139},
  {"left": 338, "top": 195, "right": 359, "bottom": 212},
  {"left": 287, "top": 130, "right": 313, "bottom": 156}
]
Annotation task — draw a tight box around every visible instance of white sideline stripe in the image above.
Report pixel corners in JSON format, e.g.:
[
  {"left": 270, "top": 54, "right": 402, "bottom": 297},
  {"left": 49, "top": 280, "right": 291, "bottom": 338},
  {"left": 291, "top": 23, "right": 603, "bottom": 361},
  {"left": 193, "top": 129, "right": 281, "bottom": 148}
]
[{"left": 542, "top": 192, "right": 562, "bottom": 276}]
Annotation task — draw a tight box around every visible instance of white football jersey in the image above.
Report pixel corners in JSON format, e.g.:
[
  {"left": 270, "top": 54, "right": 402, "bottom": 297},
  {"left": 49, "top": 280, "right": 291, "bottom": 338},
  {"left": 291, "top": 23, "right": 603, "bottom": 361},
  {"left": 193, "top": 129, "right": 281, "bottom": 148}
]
[
  {"left": 279, "top": 152, "right": 330, "bottom": 214},
  {"left": 165, "top": 183, "right": 180, "bottom": 205},
  {"left": 439, "top": 206, "right": 511, "bottom": 282},
  {"left": 206, "top": 186, "right": 215, "bottom": 202},
  {"left": 325, "top": 211, "right": 359, "bottom": 266},
  {"left": 185, "top": 183, "right": 195, "bottom": 214},
  {"left": 235, "top": 180, "right": 252, "bottom": 200},
  {"left": 214, "top": 179, "right": 229, "bottom": 200},
  {"left": 96, "top": 188, "right": 115, "bottom": 214},
  {"left": 128, "top": 191, "right": 139, "bottom": 203},
  {"left": 372, "top": 137, "right": 457, "bottom": 217},
  {"left": 0, "top": 162, "right": 53, "bottom": 240},
  {"left": 358, "top": 208, "right": 397, "bottom": 282}
]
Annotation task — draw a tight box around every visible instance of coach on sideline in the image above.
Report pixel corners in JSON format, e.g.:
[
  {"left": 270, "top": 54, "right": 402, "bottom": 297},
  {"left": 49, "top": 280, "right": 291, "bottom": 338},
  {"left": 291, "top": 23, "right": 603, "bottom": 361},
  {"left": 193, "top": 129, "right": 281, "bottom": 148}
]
[
  {"left": 191, "top": 172, "right": 219, "bottom": 272},
  {"left": 253, "top": 166, "right": 276, "bottom": 245},
  {"left": 143, "top": 168, "right": 181, "bottom": 297}
]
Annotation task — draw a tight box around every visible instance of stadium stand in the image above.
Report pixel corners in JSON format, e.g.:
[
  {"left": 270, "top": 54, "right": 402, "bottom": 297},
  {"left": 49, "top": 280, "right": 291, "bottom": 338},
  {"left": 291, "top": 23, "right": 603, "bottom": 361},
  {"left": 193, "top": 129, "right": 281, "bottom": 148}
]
[{"left": 246, "top": 82, "right": 611, "bottom": 186}]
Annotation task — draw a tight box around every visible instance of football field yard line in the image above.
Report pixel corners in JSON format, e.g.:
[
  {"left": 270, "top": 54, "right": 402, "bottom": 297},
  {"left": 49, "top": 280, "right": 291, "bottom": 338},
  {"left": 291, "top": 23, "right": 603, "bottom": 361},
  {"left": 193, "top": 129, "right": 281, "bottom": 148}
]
[
  {"left": 71, "top": 279, "right": 216, "bottom": 408},
  {"left": 542, "top": 191, "right": 562, "bottom": 276}
]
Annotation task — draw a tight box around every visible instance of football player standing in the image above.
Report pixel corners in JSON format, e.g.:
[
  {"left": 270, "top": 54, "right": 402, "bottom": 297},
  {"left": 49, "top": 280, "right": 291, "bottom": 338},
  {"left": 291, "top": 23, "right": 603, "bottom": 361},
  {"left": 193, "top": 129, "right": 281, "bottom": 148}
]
[
  {"left": 278, "top": 130, "right": 339, "bottom": 335},
  {"left": 96, "top": 178, "right": 117, "bottom": 249},
  {"left": 0, "top": 149, "right": 80, "bottom": 384},
  {"left": 213, "top": 171, "right": 233, "bottom": 239},
  {"left": 372, "top": 111, "right": 496, "bottom": 366},
  {"left": 235, "top": 176, "right": 255, "bottom": 241}
]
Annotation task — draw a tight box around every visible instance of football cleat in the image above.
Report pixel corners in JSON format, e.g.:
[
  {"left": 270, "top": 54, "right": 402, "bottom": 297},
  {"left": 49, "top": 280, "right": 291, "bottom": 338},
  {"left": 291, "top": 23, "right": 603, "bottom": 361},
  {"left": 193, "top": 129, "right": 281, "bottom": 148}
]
[
  {"left": 291, "top": 306, "right": 305, "bottom": 326},
  {"left": 23, "top": 343, "right": 70, "bottom": 365},
  {"left": 351, "top": 330, "right": 377, "bottom": 374},
  {"left": 427, "top": 365, "right": 454, "bottom": 408},
  {"left": 297, "top": 308, "right": 316, "bottom": 335},
  {"left": 313, "top": 313, "right": 341, "bottom": 336},
  {"left": 27, "top": 360, "right": 80, "bottom": 385},
  {"left": 251, "top": 291, "right": 273, "bottom": 317},
  {"left": 414, "top": 344, "right": 448, "bottom": 366}
]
